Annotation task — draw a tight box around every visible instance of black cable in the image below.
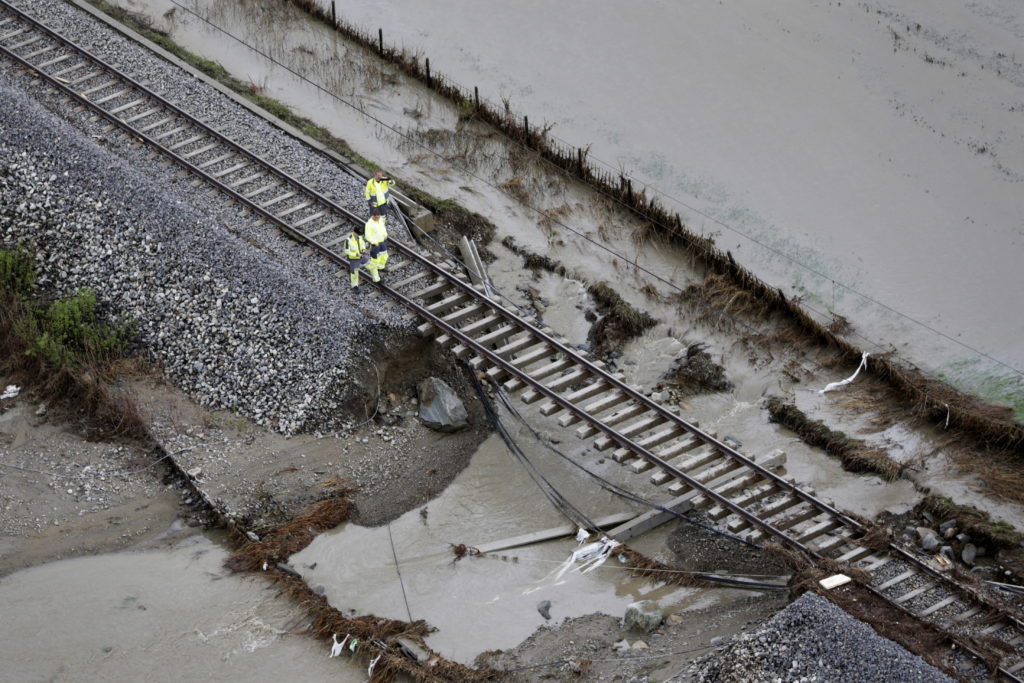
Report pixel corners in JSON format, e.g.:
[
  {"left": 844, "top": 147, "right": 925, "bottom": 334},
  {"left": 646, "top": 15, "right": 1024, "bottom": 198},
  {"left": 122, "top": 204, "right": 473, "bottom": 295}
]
[
  {"left": 470, "top": 372, "right": 597, "bottom": 533},
  {"left": 386, "top": 521, "right": 414, "bottom": 623},
  {"left": 491, "top": 387, "right": 764, "bottom": 551}
]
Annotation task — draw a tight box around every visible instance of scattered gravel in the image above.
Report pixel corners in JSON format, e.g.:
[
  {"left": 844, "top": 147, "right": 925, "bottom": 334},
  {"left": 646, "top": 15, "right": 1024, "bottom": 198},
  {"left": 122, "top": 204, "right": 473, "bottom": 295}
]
[
  {"left": 686, "top": 592, "right": 954, "bottom": 682},
  {"left": 0, "top": 72, "right": 406, "bottom": 434}
]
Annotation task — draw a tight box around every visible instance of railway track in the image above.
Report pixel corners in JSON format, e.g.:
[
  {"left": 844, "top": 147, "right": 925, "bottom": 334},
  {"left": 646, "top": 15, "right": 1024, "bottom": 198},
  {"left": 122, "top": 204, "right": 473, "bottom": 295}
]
[{"left": 3, "top": 1, "right": 1023, "bottom": 677}]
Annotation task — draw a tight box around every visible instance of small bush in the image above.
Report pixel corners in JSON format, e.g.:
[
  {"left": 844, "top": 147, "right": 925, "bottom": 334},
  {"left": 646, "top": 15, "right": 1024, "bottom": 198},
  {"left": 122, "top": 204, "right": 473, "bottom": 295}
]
[
  {"left": 24, "top": 289, "right": 134, "bottom": 369},
  {"left": 0, "top": 247, "right": 35, "bottom": 297}
]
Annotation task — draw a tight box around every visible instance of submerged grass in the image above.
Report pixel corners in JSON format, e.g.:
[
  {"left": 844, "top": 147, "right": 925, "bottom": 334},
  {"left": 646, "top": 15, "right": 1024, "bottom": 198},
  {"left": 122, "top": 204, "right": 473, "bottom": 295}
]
[{"left": 764, "top": 397, "right": 904, "bottom": 480}]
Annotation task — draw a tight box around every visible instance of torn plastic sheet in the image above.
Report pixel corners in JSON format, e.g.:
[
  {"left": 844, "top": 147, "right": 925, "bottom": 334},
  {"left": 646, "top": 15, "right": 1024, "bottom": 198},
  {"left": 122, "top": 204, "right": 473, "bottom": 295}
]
[
  {"left": 818, "top": 352, "right": 869, "bottom": 394},
  {"left": 1, "top": 385, "right": 19, "bottom": 400},
  {"left": 329, "top": 633, "right": 349, "bottom": 657},
  {"left": 555, "top": 536, "right": 621, "bottom": 581}
]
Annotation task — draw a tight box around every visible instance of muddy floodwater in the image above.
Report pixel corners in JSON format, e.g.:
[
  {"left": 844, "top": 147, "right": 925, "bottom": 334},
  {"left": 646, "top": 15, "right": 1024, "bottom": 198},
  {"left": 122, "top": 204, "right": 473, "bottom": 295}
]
[
  {"left": 323, "top": 0, "right": 1024, "bottom": 413},
  {"left": 98, "top": 0, "right": 1023, "bottom": 416},
  {"left": 295, "top": 427, "right": 759, "bottom": 664},
  {"left": 0, "top": 534, "right": 363, "bottom": 682}
]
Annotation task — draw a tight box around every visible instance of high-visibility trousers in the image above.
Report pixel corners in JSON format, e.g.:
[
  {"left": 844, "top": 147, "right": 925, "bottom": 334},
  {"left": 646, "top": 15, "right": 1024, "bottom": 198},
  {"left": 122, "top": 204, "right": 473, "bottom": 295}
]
[{"left": 369, "top": 240, "right": 389, "bottom": 269}]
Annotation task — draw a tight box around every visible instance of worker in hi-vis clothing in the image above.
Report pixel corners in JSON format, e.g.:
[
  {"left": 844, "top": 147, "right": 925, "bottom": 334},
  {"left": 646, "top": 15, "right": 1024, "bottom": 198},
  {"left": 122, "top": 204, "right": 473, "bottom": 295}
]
[
  {"left": 364, "top": 210, "right": 389, "bottom": 275},
  {"left": 344, "top": 224, "right": 377, "bottom": 287},
  {"left": 365, "top": 170, "right": 395, "bottom": 215}
]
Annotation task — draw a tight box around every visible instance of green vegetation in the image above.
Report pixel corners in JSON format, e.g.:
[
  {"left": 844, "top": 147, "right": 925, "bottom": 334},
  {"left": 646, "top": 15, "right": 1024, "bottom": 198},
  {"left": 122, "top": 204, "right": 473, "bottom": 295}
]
[
  {"left": 1, "top": 248, "right": 134, "bottom": 372},
  {"left": 0, "top": 246, "right": 35, "bottom": 297},
  {"left": 18, "top": 288, "right": 134, "bottom": 370}
]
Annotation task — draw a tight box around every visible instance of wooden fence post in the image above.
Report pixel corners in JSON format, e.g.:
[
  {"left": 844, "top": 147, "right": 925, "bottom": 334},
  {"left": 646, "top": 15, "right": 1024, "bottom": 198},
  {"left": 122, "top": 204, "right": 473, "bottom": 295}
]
[{"left": 378, "top": 28, "right": 383, "bottom": 55}]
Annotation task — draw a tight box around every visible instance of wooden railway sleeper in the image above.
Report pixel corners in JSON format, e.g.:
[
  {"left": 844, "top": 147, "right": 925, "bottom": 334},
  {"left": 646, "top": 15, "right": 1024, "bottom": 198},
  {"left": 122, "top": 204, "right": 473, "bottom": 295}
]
[
  {"left": 559, "top": 388, "right": 637, "bottom": 428},
  {"left": 593, "top": 413, "right": 670, "bottom": 451},
  {"left": 649, "top": 438, "right": 713, "bottom": 484},
  {"left": 469, "top": 333, "right": 535, "bottom": 367},
  {"left": 503, "top": 356, "right": 575, "bottom": 393},
  {"left": 622, "top": 425, "right": 689, "bottom": 467},
  {"left": 578, "top": 402, "right": 650, "bottom": 440},
  {"left": 539, "top": 375, "right": 622, "bottom": 417}
]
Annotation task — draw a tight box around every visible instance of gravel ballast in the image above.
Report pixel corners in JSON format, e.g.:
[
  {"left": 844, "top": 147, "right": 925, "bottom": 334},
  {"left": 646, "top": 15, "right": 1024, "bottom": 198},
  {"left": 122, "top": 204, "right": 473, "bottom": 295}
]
[
  {"left": 0, "top": 70, "right": 403, "bottom": 434},
  {"left": 687, "top": 592, "right": 954, "bottom": 682}
]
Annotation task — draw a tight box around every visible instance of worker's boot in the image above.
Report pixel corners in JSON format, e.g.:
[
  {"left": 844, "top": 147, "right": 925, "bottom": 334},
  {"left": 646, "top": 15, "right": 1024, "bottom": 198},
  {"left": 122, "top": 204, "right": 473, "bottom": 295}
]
[
  {"left": 377, "top": 251, "right": 389, "bottom": 270},
  {"left": 350, "top": 270, "right": 359, "bottom": 288},
  {"left": 367, "top": 260, "right": 381, "bottom": 283}
]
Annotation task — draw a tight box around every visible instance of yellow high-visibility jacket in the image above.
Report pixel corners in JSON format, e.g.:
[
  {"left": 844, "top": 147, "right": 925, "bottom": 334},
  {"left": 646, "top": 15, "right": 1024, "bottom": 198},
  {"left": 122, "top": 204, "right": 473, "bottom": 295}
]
[
  {"left": 344, "top": 233, "right": 367, "bottom": 259},
  {"left": 364, "top": 216, "right": 388, "bottom": 245},
  {"left": 365, "top": 177, "right": 394, "bottom": 207}
]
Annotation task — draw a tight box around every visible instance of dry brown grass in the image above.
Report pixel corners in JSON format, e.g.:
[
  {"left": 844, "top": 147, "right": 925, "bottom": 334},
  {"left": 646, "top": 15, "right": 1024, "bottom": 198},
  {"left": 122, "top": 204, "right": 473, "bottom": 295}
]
[{"left": 223, "top": 487, "right": 498, "bottom": 681}]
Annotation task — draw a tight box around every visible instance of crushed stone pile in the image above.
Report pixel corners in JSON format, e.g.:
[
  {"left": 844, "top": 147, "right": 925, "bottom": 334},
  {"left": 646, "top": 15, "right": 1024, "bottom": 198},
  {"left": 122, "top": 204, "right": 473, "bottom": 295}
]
[{"left": 688, "top": 592, "right": 954, "bottom": 682}]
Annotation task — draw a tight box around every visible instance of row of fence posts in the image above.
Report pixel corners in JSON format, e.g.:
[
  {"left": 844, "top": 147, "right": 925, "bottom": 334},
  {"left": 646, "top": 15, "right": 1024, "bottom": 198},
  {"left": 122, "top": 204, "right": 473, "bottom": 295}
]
[{"left": 326, "top": 0, "right": 638, "bottom": 202}]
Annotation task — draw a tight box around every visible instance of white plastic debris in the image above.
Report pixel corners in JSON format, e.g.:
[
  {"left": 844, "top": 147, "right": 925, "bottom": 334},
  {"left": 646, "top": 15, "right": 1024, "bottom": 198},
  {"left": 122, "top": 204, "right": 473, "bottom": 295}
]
[
  {"left": 368, "top": 653, "right": 382, "bottom": 676},
  {"left": 575, "top": 528, "right": 589, "bottom": 544},
  {"left": 1, "top": 385, "right": 19, "bottom": 400},
  {"left": 329, "top": 633, "right": 347, "bottom": 658},
  {"left": 555, "top": 536, "right": 621, "bottom": 581},
  {"left": 818, "top": 573, "right": 851, "bottom": 590},
  {"left": 818, "top": 352, "right": 869, "bottom": 394}
]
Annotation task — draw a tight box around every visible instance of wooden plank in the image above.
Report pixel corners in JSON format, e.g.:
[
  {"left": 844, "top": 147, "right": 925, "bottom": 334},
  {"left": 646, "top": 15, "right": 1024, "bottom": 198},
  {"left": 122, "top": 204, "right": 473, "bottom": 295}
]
[{"left": 473, "top": 512, "right": 637, "bottom": 554}]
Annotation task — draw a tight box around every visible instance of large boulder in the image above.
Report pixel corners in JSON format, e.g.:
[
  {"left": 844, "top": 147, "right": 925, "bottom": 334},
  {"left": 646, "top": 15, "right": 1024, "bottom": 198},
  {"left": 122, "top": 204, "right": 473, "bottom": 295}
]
[
  {"left": 623, "top": 600, "right": 663, "bottom": 633},
  {"left": 417, "top": 377, "right": 468, "bottom": 433}
]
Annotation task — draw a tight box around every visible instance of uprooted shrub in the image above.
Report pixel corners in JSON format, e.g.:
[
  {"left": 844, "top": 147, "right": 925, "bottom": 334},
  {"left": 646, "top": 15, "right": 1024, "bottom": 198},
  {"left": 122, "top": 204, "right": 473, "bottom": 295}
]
[{"left": 664, "top": 343, "right": 732, "bottom": 395}]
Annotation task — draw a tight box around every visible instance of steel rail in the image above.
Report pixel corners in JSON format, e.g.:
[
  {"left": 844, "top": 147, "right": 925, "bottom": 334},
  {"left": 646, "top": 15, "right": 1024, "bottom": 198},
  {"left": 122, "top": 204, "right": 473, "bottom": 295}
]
[
  {"left": 2, "top": 4, "right": 1022, "bottom": 676},
  {"left": 378, "top": 278, "right": 1024, "bottom": 682}
]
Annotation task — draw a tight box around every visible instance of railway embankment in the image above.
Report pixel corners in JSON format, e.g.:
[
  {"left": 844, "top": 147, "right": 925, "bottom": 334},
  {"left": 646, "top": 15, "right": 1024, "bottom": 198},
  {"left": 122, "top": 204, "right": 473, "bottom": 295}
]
[{"left": 0, "top": 72, "right": 388, "bottom": 435}]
